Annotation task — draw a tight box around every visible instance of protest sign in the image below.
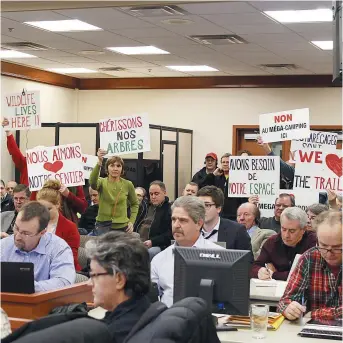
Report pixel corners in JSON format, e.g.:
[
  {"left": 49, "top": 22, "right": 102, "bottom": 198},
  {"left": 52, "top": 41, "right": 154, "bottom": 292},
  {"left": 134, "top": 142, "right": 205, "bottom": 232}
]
[
  {"left": 26, "top": 143, "right": 85, "bottom": 191},
  {"left": 82, "top": 154, "right": 98, "bottom": 179},
  {"left": 228, "top": 156, "right": 280, "bottom": 198},
  {"left": 258, "top": 189, "right": 320, "bottom": 217},
  {"left": 100, "top": 114, "right": 150, "bottom": 156},
  {"left": 2, "top": 91, "right": 41, "bottom": 130},
  {"left": 259, "top": 108, "right": 310, "bottom": 143},
  {"left": 294, "top": 149, "right": 342, "bottom": 192},
  {"left": 289, "top": 130, "right": 338, "bottom": 162}
]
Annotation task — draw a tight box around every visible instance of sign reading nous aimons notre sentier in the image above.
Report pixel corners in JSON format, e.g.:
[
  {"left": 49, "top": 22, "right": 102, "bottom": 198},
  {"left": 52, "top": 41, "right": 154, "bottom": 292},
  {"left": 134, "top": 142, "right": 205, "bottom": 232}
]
[
  {"left": 228, "top": 156, "right": 280, "bottom": 198},
  {"left": 2, "top": 91, "right": 41, "bottom": 130},
  {"left": 26, "top": 143, "right": 85, "bottom": 191},
  {"left": 259, "top": 108, "right": 310, "bottom": 143},
  {"left": 99, "top": 114, "right": 150, "bottom": 156}
]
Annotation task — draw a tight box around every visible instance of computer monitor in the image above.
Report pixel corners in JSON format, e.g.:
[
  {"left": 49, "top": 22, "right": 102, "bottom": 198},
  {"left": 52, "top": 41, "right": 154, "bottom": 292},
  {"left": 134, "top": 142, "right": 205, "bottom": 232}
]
[{"left": 174, "top": 247, "right": 251, "bottom": 315}]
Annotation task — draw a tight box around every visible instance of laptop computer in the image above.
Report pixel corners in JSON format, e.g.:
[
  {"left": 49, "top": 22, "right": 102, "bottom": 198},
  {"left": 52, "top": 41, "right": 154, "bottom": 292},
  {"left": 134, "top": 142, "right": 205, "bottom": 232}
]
[
  {"left": 1, "top": 262, "right": 35, "bottom": 294},
  {"left": 298, "top": 319, "right": 343, "bottom": 341}
]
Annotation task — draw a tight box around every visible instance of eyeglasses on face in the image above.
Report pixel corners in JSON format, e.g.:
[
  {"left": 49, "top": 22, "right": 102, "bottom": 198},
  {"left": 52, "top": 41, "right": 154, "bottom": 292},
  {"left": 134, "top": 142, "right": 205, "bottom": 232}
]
[
  {"left": 89, "top": 272, "right": 112, "bottom": 280},
  {"left": 316, "top": 246, "right": 343, "bottom": 256},
  {"left": 204, "top": 203, "right": 216, "bottom": 209},
  {"left": 12, "top": 224, "right": 40, "bottom": 238}
]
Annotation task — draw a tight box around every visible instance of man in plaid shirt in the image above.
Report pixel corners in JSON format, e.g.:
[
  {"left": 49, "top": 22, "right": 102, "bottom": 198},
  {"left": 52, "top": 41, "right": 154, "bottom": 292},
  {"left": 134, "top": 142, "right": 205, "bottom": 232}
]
[{"left": 278, "top": 211, "right": 342, "bottom": 321}]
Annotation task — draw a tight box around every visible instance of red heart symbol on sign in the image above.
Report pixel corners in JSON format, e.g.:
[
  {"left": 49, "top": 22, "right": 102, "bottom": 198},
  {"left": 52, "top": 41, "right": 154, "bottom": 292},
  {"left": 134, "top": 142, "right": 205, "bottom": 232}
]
[
  {"left": 325, "top": 154, "right": 343, "bottom": 177},
  {"left": 43, "top": 161, "right": 64, "bottom": 173}
]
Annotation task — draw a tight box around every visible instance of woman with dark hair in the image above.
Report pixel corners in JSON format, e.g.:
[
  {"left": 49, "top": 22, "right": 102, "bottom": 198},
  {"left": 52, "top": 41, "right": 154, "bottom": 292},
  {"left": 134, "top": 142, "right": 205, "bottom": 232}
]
[{"left": 89, "top": 149, "right": 138, "bottom": 235}]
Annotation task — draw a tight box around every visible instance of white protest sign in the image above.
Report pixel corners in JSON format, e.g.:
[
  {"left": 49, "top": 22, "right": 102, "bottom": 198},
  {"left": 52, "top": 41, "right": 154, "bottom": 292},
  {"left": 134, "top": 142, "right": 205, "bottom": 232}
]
[
  {"left": 289, "top": 131, "right": 338, "bottom": 162},
  {"left": 294, "top": 149, "right": 342, "bottom": 192},
  {"left": 100, "top": 114, "right": 150, "bottom": 156},
  {"left": 259, "top": 108, "right": 310, "bottom": 143},
  {"left": 228, "top": 156, "right": 280, "bottom": 198},
  {"left": 2, "top": 91, "right": 41, "bottom": 130},
  {"left": 258, "top": 189, "right": 320, "bottom": 217},
  {"left": 26, "top": 143, "right": 85, "bottom": 191},
  {"left": 82, "top": 154, "right": 98, "bottom": 179}
]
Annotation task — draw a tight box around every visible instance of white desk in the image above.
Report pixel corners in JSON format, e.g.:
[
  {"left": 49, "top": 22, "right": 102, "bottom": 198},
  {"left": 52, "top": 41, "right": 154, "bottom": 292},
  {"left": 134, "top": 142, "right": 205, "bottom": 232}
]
[
  {"left": 249, "top": 279, "right": 287, "bottom": 307},
  {"left": 218, "top": 318, "right": 333, "bottom": 343}
]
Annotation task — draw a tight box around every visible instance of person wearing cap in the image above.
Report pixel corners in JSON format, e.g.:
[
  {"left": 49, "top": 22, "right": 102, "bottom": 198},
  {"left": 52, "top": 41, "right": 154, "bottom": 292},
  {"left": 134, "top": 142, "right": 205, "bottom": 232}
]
[{"left": 192, "top": 152, "right": 218, "bottom": 187}]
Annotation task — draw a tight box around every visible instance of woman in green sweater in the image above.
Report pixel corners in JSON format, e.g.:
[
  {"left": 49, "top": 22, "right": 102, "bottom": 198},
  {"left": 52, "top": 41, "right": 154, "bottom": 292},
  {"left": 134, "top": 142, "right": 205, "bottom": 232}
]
[{"left": 89, "top": 149, "right": 139, "bottom": 235}]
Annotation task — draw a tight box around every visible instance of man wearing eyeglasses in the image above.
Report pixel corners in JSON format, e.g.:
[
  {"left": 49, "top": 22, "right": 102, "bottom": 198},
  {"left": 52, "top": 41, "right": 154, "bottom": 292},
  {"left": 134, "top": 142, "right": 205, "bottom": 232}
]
[
  {"left": 1, "top": 201, "right": 75, "bottom": 292},
  {"left": 197, "top": 186, "right": 252, "bottom": 255},
  {"left": 1, "top": 184, "right": 30, "bottom": 239},
  {"left": 251, "top": 207, "right": 316, "bottom": 281},
  {"left": 249, "top": 193, "right": 295, "bottom": 233},
  {"left": 278, "top": 210, "right": 342, "bottom": 321}
]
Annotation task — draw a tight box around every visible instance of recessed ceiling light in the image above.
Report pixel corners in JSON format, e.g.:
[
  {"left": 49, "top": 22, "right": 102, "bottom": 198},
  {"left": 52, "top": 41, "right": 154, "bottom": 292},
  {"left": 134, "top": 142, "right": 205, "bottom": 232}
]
[
  {"left": 311, "top": 40, "right": 333, "bottom": 50},
  {"left": 47, "top": 68, "right": 97, "bottom": 74},
  {"left": 264, "top": 9, "right": 332, "bottom": 23},
  {"left": 24, "top": 19, "right": 102, "bottom": 32},
  {"left": 78, "top": 50, "right": 105, "bottom": 56},
  {"left": 166, "top": 65, "right": 219, "bottom": 72},
  {"left": 161, "top": 19, "right": 194, "bottom": 25},
  {"left": 0, "top": 50, "right": 37, "bottom": 58},
  {"left": 106, "top": 46, "right": 170, "bottom": 55}
]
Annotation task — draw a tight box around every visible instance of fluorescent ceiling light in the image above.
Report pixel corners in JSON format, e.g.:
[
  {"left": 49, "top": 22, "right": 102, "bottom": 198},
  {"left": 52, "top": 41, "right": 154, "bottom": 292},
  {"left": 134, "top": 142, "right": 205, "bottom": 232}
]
[
  {"left": 264, "top": 9, "right": 332, "bottom": 23},
  {"left": 311, "top": 40, "right": 333, "bottom": 50},
  {"left": 24, "top": 19, "right": 102, "bottom": 32},
  {"left": 107, "top": 46, "right": 170, "bottom": 55},
  {"left": 166, "top": 65, "right": 219, "bottom": 72},
  {"left": 0, "top": 50, "right": 37, "bottom": 58},
  {"left": 47, "top": 68, "right": 97, "bottom": 74}
]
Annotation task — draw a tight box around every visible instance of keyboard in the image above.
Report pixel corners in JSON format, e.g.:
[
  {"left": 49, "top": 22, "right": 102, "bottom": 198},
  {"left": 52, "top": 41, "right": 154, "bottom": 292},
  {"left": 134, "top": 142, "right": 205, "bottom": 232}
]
[{"left": 299, "top": 327, "right": 343, "bottom": 340}]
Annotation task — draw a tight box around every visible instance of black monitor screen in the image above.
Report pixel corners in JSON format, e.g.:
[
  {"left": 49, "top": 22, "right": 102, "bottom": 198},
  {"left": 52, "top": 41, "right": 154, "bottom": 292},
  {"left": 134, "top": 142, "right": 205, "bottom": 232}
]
[{"left": 174, "top": 247, "right": 250, "bottom": 315}]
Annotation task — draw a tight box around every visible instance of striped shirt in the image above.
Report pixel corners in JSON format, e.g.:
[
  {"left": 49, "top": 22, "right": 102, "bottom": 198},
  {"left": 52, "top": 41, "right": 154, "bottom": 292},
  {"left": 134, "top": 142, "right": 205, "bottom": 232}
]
[
  {"left": 1, "top": 233, "right": 76, "bottom": 292},
  {"left": 278, "top": 247, "right": 342, "bottom": 320}
]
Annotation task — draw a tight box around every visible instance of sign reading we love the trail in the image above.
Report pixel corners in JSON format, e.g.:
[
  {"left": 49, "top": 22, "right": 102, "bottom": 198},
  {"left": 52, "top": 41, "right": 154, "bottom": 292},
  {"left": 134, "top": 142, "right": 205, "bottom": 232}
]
[
  {"left": 3, "top": 91, "right": 41, "bottom": 130},
  {"left": 26, "top": 143, "right": 85, "bottom": 191},
  {"left": 289, "top": 131, "right": 338, "bottom": 163},
  {"left": 259, "top": 108, "right": 310, "bottom": 143},
  {"left": 228, "top": 156, "right": 280, "bottom": 198},
  {"left": 100, "top": 114, "right": 150, "bottom": 156},
  {"left": 294, "top": 149, "right": 342, "bottom": 192}
]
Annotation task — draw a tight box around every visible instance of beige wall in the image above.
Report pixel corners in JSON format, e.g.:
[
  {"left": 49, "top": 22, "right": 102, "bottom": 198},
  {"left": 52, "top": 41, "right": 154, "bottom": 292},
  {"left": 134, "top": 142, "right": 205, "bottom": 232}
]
[
  {"left": 1, "top": 74, "right": 341, "bottom": 182},
  {"left": 1, "top": 76, "right": 76, "bottom": 183},
  {"left": 77, "top": 88, "right": 342, "bottom": 173}
]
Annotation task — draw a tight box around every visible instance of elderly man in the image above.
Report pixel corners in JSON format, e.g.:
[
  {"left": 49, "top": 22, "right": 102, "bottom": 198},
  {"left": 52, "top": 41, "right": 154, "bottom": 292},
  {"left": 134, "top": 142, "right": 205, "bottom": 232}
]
[
  {"left": 251, "top": 207, "right": 316, "bottom": 281},
  {"left": 79, "top": 187, "right": 99, "bottom": 234},
  {"left": 6, "top": 180, "right": 17, "bottom": 196},
  {"left": 1, "top": 201, "right": 75, "bottom": 292},
  {"left": 86, "top": 231, "right": 151, "bottom": 343},
  {"left": 306, "top": 203, "right": 328, "bottom": 231},
  {"left": 192, "top": 152, "right": 218, "bottom": 186},
  {"left": 182, "top": 182, "right": 199, "bottom": 196},
  {"left": 133, "top": 187, "right": 148, "bottom": 232},
  {"left": 136, "top": 181, "right": 172, "bottom": 260},
  {"left": 237, "top": 202, "right": 276, "bottom": 259},
  {"left": 1, "top": 179, "right": 14, "bottom": 212},
  {"left": 1, "top": 184, "right": 30, "bottom": 238},
  {"left": 278, "top": 211, "right": 342, "bottom": 321},
  {"left": 250, "top": 193, "right": 295, "bottom": 233},
  {"left": 151, "top": 196, "right": 224, "bottom": 307}
]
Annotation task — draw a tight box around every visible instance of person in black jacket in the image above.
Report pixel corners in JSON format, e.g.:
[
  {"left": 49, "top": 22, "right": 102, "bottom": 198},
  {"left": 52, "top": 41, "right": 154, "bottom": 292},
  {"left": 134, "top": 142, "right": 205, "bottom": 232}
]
[
  {"left": 136, "top": 181, "right": 172, "bottom": 260},
  {"left": 192, "top": 152, "right": 218, "bottom": 187},
  {"left": 79, "top": 187, "right": 99, "bottom": 234},
  {"left": 134, "top": 187, "right": 148, "bottom": 232},
  {"left": 198, "top": 186, "right": 253, "bottom": 260},
  {"left": 1, "top": 180, "right": 14, "bottom": 212},
  {"left": 199, "top": 153, "right": 247, "bottom": 221}
]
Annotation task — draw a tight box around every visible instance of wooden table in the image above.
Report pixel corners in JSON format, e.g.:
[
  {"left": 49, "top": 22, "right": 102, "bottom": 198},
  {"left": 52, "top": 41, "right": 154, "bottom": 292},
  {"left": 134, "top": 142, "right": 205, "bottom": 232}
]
[{"left": 2, "top": 282, "right": 93, "bottom": 320}]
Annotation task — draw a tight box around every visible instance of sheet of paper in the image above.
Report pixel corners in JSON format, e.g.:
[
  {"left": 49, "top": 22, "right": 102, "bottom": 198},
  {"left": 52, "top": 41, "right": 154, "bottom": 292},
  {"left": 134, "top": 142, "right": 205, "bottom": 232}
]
[{"left": 251, "top": 278, "right": 277, "bottom": 287}]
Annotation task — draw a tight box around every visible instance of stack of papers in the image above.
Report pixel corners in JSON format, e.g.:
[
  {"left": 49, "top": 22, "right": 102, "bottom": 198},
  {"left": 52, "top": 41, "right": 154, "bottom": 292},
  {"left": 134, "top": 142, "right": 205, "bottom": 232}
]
[
  {"left": 223, "top": 312, "right": 285, "bottom": 331},
  {"left": 251, "top": 278, "right": 277, "bottom": 287}
]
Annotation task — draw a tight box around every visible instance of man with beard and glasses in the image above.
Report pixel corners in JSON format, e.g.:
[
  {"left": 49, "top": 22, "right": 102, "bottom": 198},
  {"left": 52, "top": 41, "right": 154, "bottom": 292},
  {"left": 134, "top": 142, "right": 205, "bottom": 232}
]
[{"left": 0, "top": 201, "right": 75, "bottom": 292}]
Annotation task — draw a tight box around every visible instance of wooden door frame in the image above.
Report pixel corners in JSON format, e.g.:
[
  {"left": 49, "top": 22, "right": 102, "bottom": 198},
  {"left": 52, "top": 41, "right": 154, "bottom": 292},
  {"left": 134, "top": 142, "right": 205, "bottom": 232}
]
[{"left": 232, "top": 125, "right": 342, "bottom": 161}]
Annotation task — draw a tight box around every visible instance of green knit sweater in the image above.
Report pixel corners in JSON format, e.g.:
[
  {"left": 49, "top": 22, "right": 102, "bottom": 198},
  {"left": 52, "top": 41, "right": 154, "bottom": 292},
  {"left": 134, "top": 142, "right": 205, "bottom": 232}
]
[{"left": 89, "top": 164, "right": 139, "bottom": 229}]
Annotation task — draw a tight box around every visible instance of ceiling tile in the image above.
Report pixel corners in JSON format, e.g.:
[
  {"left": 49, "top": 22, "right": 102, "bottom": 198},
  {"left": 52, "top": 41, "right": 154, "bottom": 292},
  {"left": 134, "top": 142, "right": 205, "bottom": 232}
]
[
  {"left": 285, "top": 22, "right": 333, "bottom": 34},
  {"left": 180, "top": 2, "right": 258, "bottom": 14},
  {"left": 249, "top": 1, "right": 331, "bottom": 11},
  {"left": 46, "top": 55, "right": 101, "bottom": 63},
  {"left": 224, "top": 23, "right": 291, "bottom": 34},
  {"left": 135, "top": 36, "right": 198, "bottom": 47},
  {"left": 1, "top": 10, "right": 69, "bottom": 22},
  {"left": 240, "top": 33, "right": 306, "bottom": 44},
  {"left": 111, "top": 27, "right": 179, "bottom": 39}
]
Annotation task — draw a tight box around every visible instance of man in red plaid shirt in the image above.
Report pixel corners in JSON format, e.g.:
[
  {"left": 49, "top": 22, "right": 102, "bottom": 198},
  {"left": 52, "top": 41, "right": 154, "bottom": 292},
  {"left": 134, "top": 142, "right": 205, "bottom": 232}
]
[{"left": 278, "top": 211, "right": 342, "bottom": 321}]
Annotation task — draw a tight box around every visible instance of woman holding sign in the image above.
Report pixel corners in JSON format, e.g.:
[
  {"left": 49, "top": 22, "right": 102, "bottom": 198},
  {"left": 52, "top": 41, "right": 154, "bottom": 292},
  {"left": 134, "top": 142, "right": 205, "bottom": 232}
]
[
  {"left": 89, "top": 149, "right": 138, "bottom": 234},
  {"left": 37, "top": 180, "right": 81, "bottom": 271}
]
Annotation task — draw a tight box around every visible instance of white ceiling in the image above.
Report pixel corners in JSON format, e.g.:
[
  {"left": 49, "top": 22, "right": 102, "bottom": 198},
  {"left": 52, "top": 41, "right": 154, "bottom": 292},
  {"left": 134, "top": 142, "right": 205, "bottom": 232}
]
[{"left": 1, "top": 1, "right": 334, "bottom": 78}]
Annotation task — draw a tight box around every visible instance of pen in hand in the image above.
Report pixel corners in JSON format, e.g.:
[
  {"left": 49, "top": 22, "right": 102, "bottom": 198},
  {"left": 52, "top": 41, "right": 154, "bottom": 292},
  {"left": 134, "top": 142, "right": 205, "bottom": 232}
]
[{"left": 264, "top": 263, "right": 273, "bottom": 279}]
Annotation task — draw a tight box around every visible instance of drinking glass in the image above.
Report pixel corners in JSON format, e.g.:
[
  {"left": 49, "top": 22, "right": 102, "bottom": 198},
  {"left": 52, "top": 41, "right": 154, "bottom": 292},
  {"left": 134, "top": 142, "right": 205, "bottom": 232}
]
[{"left": 250, "top": 304, "right": 269, "bottom": 339}]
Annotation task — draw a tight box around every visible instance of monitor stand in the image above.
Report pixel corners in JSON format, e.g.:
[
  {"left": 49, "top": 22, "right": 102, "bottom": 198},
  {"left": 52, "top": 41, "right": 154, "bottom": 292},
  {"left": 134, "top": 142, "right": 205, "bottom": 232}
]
[{"left": 199, "top": 279, "right": 214, "bottom": 310}]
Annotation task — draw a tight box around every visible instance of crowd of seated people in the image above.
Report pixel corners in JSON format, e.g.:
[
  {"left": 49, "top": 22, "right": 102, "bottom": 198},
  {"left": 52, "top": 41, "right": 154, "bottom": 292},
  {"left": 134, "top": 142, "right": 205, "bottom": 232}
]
[{"left": 1, "top": 136, "right": 342, "bottom": 343}]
